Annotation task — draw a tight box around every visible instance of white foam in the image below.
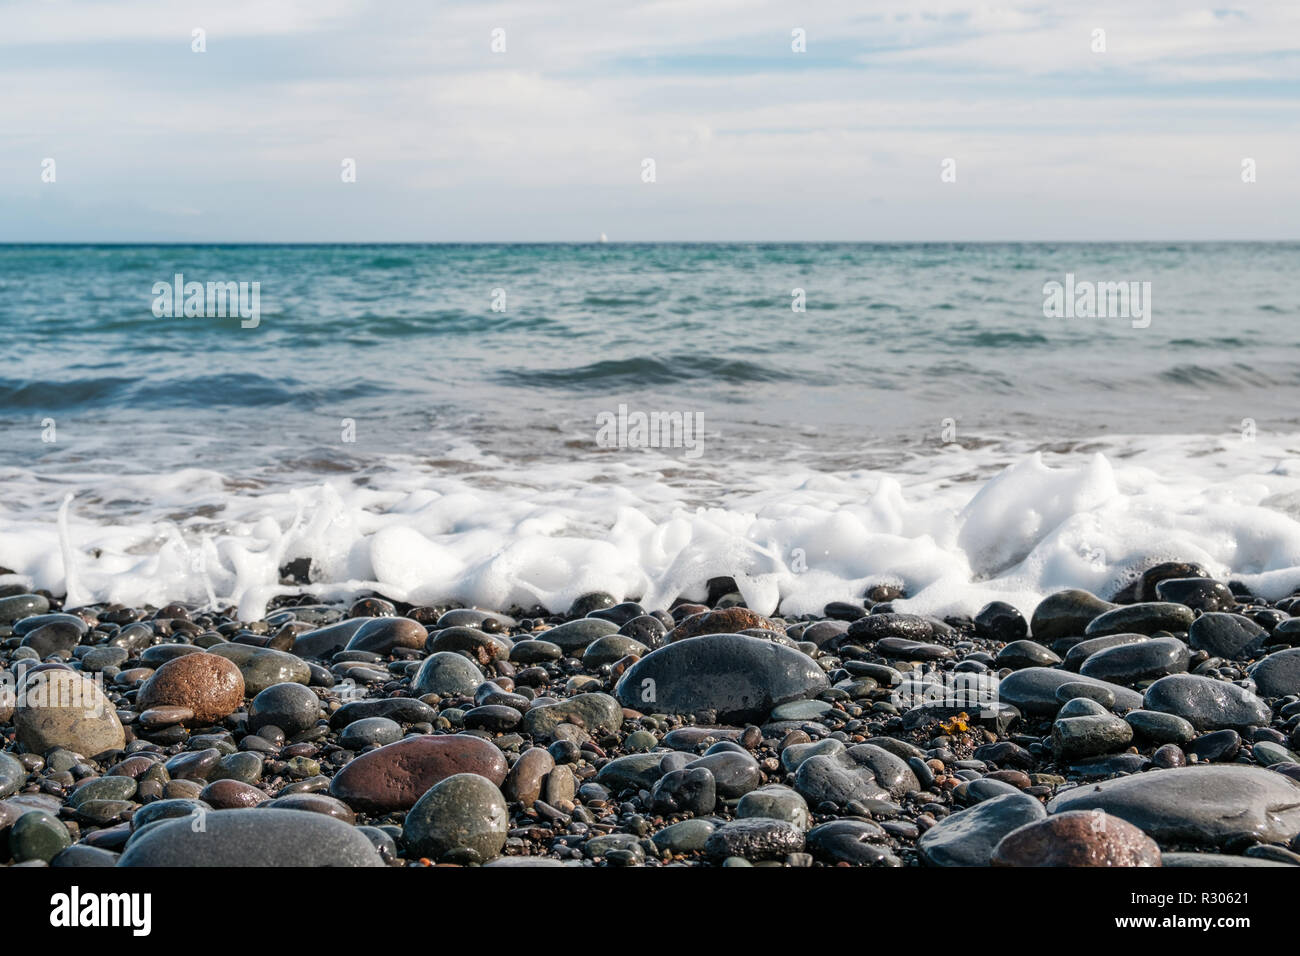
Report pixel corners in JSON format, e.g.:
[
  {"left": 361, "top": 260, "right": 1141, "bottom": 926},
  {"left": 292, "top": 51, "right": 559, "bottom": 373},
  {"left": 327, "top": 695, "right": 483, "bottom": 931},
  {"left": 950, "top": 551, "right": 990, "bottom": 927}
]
[{"left": 5, "top": 432, "right": 1300, "bottom": 622}]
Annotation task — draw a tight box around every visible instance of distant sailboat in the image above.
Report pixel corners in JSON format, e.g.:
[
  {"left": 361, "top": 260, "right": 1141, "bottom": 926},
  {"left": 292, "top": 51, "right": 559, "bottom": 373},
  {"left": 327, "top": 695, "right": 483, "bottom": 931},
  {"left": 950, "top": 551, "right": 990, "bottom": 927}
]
[{"left": 598, "top": 233, "right": 608, "bottom": 243}]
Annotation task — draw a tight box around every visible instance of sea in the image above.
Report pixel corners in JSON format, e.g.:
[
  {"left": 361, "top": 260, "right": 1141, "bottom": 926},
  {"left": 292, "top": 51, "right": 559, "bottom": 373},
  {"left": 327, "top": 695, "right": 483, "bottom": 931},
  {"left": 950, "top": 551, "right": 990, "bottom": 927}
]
[{"left": 2, "top": 241, "right": 1299, "bottom": 620}]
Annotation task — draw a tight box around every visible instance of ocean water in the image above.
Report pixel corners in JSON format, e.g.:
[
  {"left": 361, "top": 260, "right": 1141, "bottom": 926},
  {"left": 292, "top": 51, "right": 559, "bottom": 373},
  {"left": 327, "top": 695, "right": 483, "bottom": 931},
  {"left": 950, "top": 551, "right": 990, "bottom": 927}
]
[{"left": 2, "top": 242, "right": 1300, "bottom": 619}]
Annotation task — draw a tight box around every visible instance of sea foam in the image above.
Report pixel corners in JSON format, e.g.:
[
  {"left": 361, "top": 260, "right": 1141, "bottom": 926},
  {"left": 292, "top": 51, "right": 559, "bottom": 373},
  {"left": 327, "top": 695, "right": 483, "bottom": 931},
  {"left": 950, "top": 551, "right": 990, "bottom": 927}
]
[{"left": 4, "top": 433, "right": 1300, "bottom": 622}]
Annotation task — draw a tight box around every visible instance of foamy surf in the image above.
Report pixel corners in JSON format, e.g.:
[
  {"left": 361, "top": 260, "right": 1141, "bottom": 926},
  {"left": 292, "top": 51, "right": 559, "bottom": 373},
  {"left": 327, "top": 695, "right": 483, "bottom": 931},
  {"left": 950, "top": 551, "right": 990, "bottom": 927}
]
[{"left": 4, "top": 432, "right": 1300, "bottom": 622}]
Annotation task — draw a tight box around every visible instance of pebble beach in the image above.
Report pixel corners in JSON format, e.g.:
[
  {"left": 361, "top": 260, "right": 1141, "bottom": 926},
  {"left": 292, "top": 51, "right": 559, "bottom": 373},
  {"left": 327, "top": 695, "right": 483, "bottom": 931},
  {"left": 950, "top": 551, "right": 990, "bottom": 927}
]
[{"left": 4, "top": 561, "right": 1300, "bottom": 868}]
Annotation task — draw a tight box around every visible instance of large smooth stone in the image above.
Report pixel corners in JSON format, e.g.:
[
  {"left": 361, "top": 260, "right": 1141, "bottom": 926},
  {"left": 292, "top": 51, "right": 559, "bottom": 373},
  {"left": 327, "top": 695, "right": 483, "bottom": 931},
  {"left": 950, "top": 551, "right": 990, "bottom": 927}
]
[
  {"left": 13, "top": 671, "right": 125, "bottom": 757},
  {"left": 403, "top": 773, "right": 508, "bottom": 863},
  {"left": 1047, "top": 766, "right": 1300, "bottom": 847},
  {"left": 522, "top": 693, "right": 624, "bottom": 739},
  {"left": 917, "top": 793, "right": 1047, "bottom": 866},
  {"left": 1030, "top": 589, "right": 1116, "bottom": 642},
  {"left": 1142, "top": 674, "right": 1271, "bottom": 730},
  {"left": 992, "top": 810, "right": 1160, "bottom": 866},
  {"left": 329, "top": 734, "right": 508, "bottom": 812},
  {"left": 137, "top": 652, "right": 246, "bottom": 724},
  {"left": 1079, "top": 637, "right": 1189, "bottom": 686},
  {"left": 1084, "top": 603, "right": 1195, "bottom": 637},
  {"left": 118, "top": 808, "right": 383, "bottom": 866},
  {"left": 996, "top": 667, "right": 1142, "bottom": 716},
  {"left": 208, "top": 644, "right": 310, "bottom": 695},
  {"left": 410, "top": 652, "right": 484, "bottom": 697},
  {"left": 1188, "top": 612, "right": 1269, "bottom": 659},
  {"left": 614, "top": 633, "right": 828, "bottom": 724},
  {"left": 1249, "top": 648, "right": 1300, "bottom": 698},
  {"left": 291, "top": 618, "right": 369, "bottom": 659},
  {"left": 345, "top": 617, "right": 428, "bottom": 655}
]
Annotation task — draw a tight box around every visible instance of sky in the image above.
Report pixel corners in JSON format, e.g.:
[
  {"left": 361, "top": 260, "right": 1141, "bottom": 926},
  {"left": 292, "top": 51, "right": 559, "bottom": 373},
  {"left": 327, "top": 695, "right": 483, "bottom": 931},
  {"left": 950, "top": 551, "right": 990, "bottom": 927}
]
[{"left": 1, "top": 0, "right": 1298, "bottom": 241}]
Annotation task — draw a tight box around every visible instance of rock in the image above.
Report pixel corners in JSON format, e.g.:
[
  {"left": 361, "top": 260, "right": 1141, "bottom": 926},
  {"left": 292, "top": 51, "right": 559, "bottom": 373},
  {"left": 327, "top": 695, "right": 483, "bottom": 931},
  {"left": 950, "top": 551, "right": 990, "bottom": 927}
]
[
  {"left": 1030, "top": 589, "right": 1115, "bottom": 642},
  {"left": 50, "top": 845, "right": 119, "bottom": 867},
  {"left": 705, "top": 818, "right": 805, "bottom": 861},
  {"left": 997, "top": 667, "right": 1143, "bottom": 716},
  {"left": 1054, "top": 681, "right": 1116, "bottom": 709},
  {"left": 1155, "top": 578, "right": 1235, "bottom": 612},
  {"left": 19, "top": 621, "right": 82, "bottom": 658},
  {"left": 995, "top": 640, "right": 1060, "bottom": 669},
  {"left": 538, "top": 618, "right": 618, "bottom": 653},
  {"left": 339, "top": 716, "right": 403, "bottom": 750},
  {"left": 14, "top": 670, "right": 125, "bottom": 757},
  {"left": 403, "top": 773, "right": 508, "bottom": 863},
  {"left": 344, "top": 616, "right": 427, "bottom": 655},
  {"left": 1143, "top": 674, "right": 1271, "bottom": 730},
  {"left": 614, "top": 634, "right": 828, "bottom": 724},
  {"left": 425, "top": 626, "right": 511, "bottom": 665},
  {"left": 1084, "top": 603, "right": 1195, "bottom": 637},
  {"left": 806, "top": 819, "right": 897, "bottom": 866},
  {"left": 1119, "top": 561, "right": 1210, "bottom": 603},
  {"left": 0, "top": 593, "right": 49, "bottom": 623},
  {"left": 917, "top": 793, "right": 1047, "bottom": 866},
  {"left": 248, "top": 682, "right": 321, "bottom": 737},
  {"left": 510, "top": 640, "right": 563, "bottom": 664},
  {"left": 992, "top": 810, "right": 1161, "bottom": 866},
  {"left": 329, "top": 734, "right": 509, "bottom": 812},
  {"left": 119, "top": 808, "right": 384, "bottom": 866},
  {"left": 329, "top": 697, "right": 437, "bottom": 729},
  {"left": 264, "top": 792, "right": 356, "bottom": 824},
  {"left": 291, "top": 618, "right": 369, "bottom": 659},
  {"left": 794, "top": 743, "right": 919, "bottom": 807},
  {"left": 1162, "top": 852, "right": 1292, "bottom": 867},
  {"left": 1063, "top": 633, "right": 1150, "bottom": 671},
  {"left": 1188, "top": 613, "right": 1268, "bottom": 659},
  {"left": 410, "top": 652, "right": 484, "bottom": 697},
  {"left": 522, "top": 693, "right": 623, "bottom": 739},
  {"left": 1125, "top": 709, "right": 1197, "bottom": 744},
  {"left": 685, "top": 750, "right": 761, "bottom": 798},
  {"left": 737, "top": 785, "right": 810, "bottom": 829},
  {"left": 9, "top": 809, "right": 71, "bottom": 862},
  {"left": 136, "top": 652, "right": 245, "bottom": 724},
  {"left": 208, "top": 644, "right": 310, "bottom": 695},
  {"left": 667, "top": 607, "right": 782, "bottom": 642},
  {"left": 1249, "top": 648, "right": 1300, "bottom": 697},
  {"left": 845, "top": 613, "right": 934, "bottom": 644},
  {"left": 582, "top": 635, "right": 649, "bottom": 668},
  {"left": 1047, "top": 765, "right": 1300, "bottom": 847},
  {"left": 975, "top": 602, "right": 1028, "bottom": 642},
  {"left": 1187, "top": 729, "right": 1241, "bottom": 763},
  {"left": 1079, "top": 637, "right": 1189, "bottom": 685},
  {"left": 1051, "top": 714, "right": 1134, "bottom": 760},
  {"left": 651, "top": 767, "right": 717, "bottom": 815},
  {"left": 596, "top": 753, "right": 666, "bottom": 792},
  {"left": 0, "top": 752, "right": 26, "bottom": 799},
  {"left": 503, "top": 747, "right": 555, "bottom": 806},
  {"left": 652, "top": 818, "right": 717, "bottom": 854},
  {"left": 199, "top": 779, "right": 267, "bottom": 809},
  {"left": 874, "top": 637, "right": 954, "bottom": 661}
]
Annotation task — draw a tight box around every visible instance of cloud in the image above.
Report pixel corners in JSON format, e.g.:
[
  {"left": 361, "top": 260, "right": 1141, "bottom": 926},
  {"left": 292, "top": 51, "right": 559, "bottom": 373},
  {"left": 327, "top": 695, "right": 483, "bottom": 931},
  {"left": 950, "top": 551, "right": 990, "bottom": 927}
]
[{"left": 1, "top": 0, "right": 1297, "bottom": 240}]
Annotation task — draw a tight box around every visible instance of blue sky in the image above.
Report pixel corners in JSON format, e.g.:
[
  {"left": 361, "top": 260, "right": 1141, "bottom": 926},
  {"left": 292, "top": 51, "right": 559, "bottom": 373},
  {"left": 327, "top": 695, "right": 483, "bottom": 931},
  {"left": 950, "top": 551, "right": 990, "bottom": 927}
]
[{"left": 2, "top": 0, "right": 1298, "bottom": 241}]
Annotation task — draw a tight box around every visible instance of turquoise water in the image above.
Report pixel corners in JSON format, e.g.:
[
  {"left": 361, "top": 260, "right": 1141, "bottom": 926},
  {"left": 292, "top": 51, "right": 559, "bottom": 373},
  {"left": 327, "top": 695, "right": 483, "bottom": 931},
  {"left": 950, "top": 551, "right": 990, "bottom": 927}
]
[{"left": 2, "top": 242, "right": 1297, "bottom": 482}]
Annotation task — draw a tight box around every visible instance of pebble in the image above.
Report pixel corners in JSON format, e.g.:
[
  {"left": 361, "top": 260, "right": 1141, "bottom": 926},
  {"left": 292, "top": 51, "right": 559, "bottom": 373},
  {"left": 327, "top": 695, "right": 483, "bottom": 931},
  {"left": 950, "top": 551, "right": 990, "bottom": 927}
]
[
  {"left": 991, "top": 810, "right": 1161, "bottom": 866},
  {"left": 1048, "top": 765, "right": 1300, "bottom": 847},
  {"left": 614, "top": 633, "right": 828, "bottom": 724},
  {"left": 329, "top": 734, "right": 509, "bottom": 811},
  {"left": 14, "top": 670, "right": 125, "bottom": 757},
  {"left": 705, "top": 817, "right": 806, "bottom": 862},
  {"left": 1084, "top": 603, "right": 1195, "bottom": 637},
  {"left": 403, "top": 773, "right": 509, "bottom": 863},
  {"left": 119, "top": 807, "right": 384, "bottom": 866},
  {"left": 248, "top": 682, "right": 322, "bottom": 737},
  {"left": 1188, "top": 612, "right": 1269, "bottom": 659},
  {"left": 917, "top": 793, "right": 1047, "bottom": 866},
  {"left": 1143, "top": 673, "right": 1271, "bottom": 730},
  {"left": 1079, "top": 636, "right": 1189, "bottom": 685}
]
